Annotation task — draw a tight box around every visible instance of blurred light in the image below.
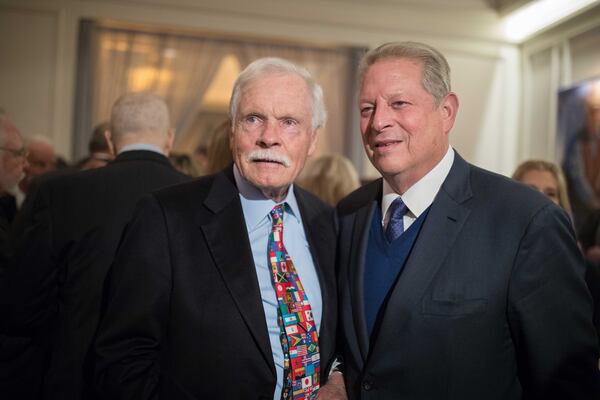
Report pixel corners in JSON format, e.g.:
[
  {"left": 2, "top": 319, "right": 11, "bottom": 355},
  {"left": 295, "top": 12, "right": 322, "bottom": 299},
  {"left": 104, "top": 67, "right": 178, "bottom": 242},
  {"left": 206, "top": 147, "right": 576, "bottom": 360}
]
[
  {"left": 201, "top": 54, "right": 241, "bottom": 109},
  {"left": 503, "top": 0, "right": 599, "bottom": 42},
  {"left": 128, "top": 67, "right": 173, "bottom": 92}
]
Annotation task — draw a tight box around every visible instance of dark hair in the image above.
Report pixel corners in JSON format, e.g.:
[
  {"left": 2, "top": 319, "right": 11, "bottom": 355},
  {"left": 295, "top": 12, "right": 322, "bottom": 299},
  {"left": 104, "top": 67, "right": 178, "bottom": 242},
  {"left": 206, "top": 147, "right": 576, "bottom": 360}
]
[{"left": 89, "top": 122, "right": 111, "bottom": 153}]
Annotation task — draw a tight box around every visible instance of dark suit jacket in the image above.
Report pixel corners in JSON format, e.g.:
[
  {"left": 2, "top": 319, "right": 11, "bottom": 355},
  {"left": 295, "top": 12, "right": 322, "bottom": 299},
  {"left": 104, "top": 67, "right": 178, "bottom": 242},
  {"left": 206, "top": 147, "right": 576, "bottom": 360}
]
[
  {"left": 93, "top": 166, "right": 337, "bottom": 400},
  {"left": 1, "top": 194, "right": 45, "bottom": 400},
  {"left": 337, "top": 153, "right": 600, "bottom": 400},
  {"left": 3, "top": 150, "right": 189, "bottom": 400}
]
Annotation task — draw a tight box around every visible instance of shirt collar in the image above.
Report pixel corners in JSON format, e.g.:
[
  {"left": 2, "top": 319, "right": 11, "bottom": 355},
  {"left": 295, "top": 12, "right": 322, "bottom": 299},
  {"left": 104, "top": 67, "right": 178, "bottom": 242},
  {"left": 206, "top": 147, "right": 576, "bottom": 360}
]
[
  {"left": 381, "top": 146, "right": 454, "bottom": 222},
  {"left": 233, "top": 164, "right": 300, "bottom": 231},
  {"left": 118, "top": 143, "right": 164, "bottom": 155}
]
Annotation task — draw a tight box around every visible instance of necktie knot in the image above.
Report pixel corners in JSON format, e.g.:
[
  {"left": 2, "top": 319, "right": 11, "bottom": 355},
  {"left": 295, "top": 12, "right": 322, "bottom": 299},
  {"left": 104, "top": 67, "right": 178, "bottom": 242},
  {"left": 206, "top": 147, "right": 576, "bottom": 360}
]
[
  {"left": 270, "top": 204, "right": 285, "bottom": 228},
  {"left": 386, "top": 197, "right": 408, "bottom": 242}
]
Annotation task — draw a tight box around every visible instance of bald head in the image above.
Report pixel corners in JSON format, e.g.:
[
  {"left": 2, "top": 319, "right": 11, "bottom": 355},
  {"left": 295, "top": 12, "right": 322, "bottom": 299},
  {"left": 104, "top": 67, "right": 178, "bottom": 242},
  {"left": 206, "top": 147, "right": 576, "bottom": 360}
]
[
  {"left": 109, "top": 92, "right": 174, "bottom": 153},
  {"left": 0, "top": 117, "right": 27, "bottom": 194}
]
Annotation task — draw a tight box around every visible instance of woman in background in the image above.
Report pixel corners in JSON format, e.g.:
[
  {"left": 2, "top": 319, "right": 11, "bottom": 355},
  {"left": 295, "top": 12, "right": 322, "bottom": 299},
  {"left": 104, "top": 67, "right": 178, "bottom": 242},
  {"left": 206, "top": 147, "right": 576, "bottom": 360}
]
[
  {"left": 297, "top": 154, "right": 360, "bottom": 206},
  {"left": 512, "top": 159, "right": 573, "bottom": 216}
]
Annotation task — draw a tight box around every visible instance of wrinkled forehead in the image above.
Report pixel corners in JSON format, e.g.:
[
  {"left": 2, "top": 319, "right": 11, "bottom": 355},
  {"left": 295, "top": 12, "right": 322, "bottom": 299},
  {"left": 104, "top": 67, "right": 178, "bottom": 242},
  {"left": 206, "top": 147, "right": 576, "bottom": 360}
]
[{"left": 239, "top": 73, "right": 313, "bottom": 115}]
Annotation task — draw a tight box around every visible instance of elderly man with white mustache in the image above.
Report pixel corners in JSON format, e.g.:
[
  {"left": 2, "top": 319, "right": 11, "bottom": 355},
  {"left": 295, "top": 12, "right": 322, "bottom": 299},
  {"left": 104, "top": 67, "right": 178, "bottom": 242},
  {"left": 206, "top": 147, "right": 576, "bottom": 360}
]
[{"left": 94, "top": 58, "right": 343, "bottom": 400}]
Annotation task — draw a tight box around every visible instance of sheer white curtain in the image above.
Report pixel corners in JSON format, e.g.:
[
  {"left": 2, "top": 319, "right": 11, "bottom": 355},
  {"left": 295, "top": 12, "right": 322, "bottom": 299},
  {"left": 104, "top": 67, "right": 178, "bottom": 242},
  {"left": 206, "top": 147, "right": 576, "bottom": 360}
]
[
  {"left": 92, "top": 27, "right": 229, "bottom": 139},
  {"left": 73, "top": 20, "right": 362, "bottom": 160}
]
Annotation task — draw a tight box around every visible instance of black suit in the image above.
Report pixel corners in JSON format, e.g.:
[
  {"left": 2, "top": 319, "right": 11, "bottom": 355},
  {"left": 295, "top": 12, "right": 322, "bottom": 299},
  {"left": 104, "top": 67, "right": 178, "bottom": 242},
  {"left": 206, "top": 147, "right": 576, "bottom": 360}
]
[
  {"left": 3, "top": 150, "right": 189, "bottom": 400},
  {"left": 1, "top": 193, "right": 44, "bottom": 400},
  {"left": 93, "top": 166, "right": 337, "bottom": 399},
  {"left": 337, "top": 153, "right": 600, "bottom": 399}
]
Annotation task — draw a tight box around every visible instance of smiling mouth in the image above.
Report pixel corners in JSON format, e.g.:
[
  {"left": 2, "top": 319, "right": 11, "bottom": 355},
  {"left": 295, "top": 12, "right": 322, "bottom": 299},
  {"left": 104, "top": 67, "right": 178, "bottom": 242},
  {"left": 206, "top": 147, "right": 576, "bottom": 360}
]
[{"left": 374, "top": 140, "right": 402, "bottom": 148}]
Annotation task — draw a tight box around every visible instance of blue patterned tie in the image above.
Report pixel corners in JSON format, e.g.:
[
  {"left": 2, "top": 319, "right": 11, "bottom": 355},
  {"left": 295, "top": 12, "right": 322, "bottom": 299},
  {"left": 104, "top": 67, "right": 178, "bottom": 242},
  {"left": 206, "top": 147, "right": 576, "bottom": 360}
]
[{"left": 386, "top": 197, "right": 408, "bottom": 242}]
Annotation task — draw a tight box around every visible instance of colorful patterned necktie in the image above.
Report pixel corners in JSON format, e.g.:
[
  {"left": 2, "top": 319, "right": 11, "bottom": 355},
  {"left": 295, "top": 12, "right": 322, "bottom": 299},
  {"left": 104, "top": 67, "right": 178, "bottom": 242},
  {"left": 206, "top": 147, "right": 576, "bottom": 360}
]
[
  {"left": 386, "top": 197, "right": 408, "bottom": 242},
  {"left": 268, "top": 204, "right": 320, "bottom": 400}
]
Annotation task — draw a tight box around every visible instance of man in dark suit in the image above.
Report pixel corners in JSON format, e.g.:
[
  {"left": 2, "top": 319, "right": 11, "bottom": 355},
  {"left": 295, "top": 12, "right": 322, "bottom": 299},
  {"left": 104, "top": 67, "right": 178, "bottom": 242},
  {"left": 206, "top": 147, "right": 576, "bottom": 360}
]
[
  {"left": 93, "top": 58, "right": 339, "bottom": 399},
  {"left": 0, "top": 116, "right": 44, "bottom": 400},
  {"left": 0, "top": 116, "right": 27, "bottom": 241},
  {"left": 3, "top": 92, "right": 189, "bottom": 399},
  {"left": 336, "top": 42, "right": 600, "bottom": 399}
]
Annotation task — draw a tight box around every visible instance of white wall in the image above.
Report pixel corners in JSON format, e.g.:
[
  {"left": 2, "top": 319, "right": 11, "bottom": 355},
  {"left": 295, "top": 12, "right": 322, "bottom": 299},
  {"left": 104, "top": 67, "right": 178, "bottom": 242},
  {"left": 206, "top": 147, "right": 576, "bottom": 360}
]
[
  {"left": 520, "top": 5, "right": 600, "bottom": 165},
  {"left": 0, "top": 0, "right": 521, "bottom": 177}
]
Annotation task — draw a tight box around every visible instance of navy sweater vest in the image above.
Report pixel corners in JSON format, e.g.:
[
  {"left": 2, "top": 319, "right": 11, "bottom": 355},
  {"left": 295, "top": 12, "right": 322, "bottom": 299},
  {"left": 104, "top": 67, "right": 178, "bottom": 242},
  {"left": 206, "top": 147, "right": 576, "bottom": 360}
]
[{"left": 364, "top": 205, "right": 430, "bottom": 335}]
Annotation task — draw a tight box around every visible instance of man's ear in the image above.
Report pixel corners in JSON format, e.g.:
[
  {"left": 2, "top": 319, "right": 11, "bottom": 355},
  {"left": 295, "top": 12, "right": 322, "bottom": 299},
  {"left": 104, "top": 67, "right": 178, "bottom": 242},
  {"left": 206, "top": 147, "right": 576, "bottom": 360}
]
[
  {"left": 440, "top": 92, "right": 459, "bottom": 134},
  {"left": 307, "top": 128, "right": 320, "bottom": 157},
  {"left": 104, "top": 130, "right": 116, "bottom": 156},
  {"left": 164, "top": 128, "right": 175, "bottom": 155}
]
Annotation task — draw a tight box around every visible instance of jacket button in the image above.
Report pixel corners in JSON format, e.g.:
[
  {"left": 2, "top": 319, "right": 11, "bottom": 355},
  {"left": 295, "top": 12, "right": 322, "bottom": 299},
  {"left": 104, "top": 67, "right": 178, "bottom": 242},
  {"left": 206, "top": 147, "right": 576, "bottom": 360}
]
[{"left": 362, "top": 380, "right": 373, "bottom": 391}]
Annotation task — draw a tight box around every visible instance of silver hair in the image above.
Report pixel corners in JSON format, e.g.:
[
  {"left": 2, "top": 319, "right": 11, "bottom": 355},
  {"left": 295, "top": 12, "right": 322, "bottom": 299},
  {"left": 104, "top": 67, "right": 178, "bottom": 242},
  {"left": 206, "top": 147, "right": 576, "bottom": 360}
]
[
  {"left": 229, "top": 57, "right": 327, "bottom": 132},
  {"left": 358, "top": 41, "right": 451, "bottom": 106},
  {"left": 110, "top": 92, "right": 170, "bottom": 139}
]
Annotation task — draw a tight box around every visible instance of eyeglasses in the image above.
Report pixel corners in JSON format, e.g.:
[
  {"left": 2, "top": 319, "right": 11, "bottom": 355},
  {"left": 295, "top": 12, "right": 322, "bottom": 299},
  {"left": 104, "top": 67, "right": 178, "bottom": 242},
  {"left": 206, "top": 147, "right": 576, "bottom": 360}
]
[{"left": 0, "top": 146, "right": 29, "bottom": 158}]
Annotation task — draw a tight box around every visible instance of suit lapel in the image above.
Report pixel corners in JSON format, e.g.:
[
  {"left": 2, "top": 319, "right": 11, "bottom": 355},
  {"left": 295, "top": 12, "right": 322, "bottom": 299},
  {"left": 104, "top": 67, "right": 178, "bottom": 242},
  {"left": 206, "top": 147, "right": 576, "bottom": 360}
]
[
  {"left": 197, "top": 169, "right": 275, "bottom": 375},
  {"left": 341, "top": 179, "right": 381, "bottom": 364},
  {"left": 368, "top": 154, "right": 473, "bottom": 361},
  {"left": 349, "top": 201, "right": 377, "bottom": 362},
  {"left": 295, "top": 189, "right": 333, "bottom": 339}
]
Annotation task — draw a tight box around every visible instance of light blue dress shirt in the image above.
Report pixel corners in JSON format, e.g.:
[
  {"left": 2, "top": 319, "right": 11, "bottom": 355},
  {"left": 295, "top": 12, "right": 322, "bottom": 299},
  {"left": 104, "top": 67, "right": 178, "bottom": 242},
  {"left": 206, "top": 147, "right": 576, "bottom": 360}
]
[
  {"left": 233, "top": 165, "right": 322, "bottom": 400},
  {"left": 118, "top": 143, "right": 164, "bottom": 155}
]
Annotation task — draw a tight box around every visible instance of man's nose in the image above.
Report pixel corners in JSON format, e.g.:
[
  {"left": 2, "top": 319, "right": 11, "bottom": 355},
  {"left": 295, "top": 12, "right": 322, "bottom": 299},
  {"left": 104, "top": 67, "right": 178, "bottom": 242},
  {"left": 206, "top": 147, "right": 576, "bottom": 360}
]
[
  {"left": 371, "top": 104, "right": 393, "bottom": 133},
  {"left": 257, "top": 122, "right": 281, "bottom": 147}
]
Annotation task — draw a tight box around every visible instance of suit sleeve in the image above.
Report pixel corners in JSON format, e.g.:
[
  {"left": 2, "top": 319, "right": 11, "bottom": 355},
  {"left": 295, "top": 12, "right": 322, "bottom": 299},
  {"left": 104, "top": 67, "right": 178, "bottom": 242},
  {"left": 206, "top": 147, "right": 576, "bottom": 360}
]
[
  {"left": 93, "top": 194, "right": 172, "bottom": 400},
  {"left": 507, "top": 204, "right": 600, "bottom": 399}
]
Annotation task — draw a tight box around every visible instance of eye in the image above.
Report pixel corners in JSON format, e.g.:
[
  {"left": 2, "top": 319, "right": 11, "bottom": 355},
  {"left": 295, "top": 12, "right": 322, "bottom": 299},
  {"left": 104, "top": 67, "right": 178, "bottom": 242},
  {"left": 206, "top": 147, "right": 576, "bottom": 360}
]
[
  {"left": 391, "top": 100, "right": 409, "bottom": 109},
  {"left": 282, "top": 118, "right": 298, "bottom": 127},
  {"left": 360, "top": 105, "right": 374, "bottom": 117},
  {"left": 244, "top": 115, "right": 260, "bottom": 124}
]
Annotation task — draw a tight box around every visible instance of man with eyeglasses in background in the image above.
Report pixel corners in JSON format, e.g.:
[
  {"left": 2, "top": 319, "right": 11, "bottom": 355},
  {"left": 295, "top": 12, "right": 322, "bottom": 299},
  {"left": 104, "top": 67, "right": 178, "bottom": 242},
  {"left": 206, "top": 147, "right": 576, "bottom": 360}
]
[
  {"left": 0, "top": 114, "right": 44, "bottom": 400},
  {"left": 0, "top": 115, "right": 28, "bottom": 240}
]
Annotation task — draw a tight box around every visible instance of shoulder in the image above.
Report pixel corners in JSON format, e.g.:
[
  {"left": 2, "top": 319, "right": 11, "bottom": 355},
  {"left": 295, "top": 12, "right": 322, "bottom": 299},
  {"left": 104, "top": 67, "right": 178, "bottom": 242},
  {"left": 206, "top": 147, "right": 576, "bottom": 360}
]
[
  {"left": 467, "top": 164, "right": 552, "bottom": 214},
  {"left": 336, "top": 178, "right": 381, "bottom": 216}
]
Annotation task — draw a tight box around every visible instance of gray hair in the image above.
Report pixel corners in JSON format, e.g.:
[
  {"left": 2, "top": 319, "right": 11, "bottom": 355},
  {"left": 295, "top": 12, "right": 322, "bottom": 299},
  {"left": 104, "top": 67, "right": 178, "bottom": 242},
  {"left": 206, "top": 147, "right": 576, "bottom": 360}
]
[
  {"left": 359, "top": 41, "right": 451, "bottom": 106},
  {"left": 110, "top": 92, "right": 170, "bottom": 139},
  {"left": 229, "top": 57, "right": 327, "bottom": 131}
]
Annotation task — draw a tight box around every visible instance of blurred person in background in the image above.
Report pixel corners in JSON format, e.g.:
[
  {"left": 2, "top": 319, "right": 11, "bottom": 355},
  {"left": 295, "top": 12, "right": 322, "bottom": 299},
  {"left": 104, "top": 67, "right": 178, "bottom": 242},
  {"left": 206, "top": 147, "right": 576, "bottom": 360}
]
[
  {"left": 19, "top": 135, "right": 57, "bottom": 194},
  {"left": 0, "top": 117, "right": 28, "bottom": 229},
  {"left": 563, "top": 82, "right": 600, "bottom": 226},
  {"left": 512, "top": 159, "right": 573, "bottom": 216},
  {"left": 0, "top": 115, "right": 43, "bottom": 400},
  {"left": 3, "top": 92, "right": 190, "bottom": 400},
  {"left": 297, "top": 154, "right": 361, "bottom": 206},
  {"left": 77, "top": 121, "right": 115, "bottom": 171},
  {"left": 169, "top": 152, "right": 199, "bottom": 177},
  {"left": 204, "top": 118, "right": 233, "bottom": 175}
]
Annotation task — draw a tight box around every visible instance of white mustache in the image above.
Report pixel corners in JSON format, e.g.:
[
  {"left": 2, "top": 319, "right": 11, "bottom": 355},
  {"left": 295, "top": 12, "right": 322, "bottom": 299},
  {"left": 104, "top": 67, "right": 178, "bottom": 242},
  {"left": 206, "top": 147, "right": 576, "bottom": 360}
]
[{"left": 247, "top": 149, "right": 291, "bottom": 167}]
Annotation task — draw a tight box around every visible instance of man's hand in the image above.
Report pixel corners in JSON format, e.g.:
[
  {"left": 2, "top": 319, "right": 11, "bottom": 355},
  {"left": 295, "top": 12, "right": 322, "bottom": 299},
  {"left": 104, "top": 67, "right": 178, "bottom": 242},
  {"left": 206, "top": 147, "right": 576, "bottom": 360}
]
[{"left": 315, "top": 371, "right": 347, "bottom": 400}]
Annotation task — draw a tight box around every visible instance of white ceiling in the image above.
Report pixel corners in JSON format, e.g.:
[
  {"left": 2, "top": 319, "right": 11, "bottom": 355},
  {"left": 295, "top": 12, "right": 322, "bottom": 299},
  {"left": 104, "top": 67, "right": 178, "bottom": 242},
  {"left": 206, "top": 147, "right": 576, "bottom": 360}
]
[{"left": 327, "top": 0, "right": 535, "bottom": 13}]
